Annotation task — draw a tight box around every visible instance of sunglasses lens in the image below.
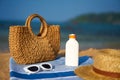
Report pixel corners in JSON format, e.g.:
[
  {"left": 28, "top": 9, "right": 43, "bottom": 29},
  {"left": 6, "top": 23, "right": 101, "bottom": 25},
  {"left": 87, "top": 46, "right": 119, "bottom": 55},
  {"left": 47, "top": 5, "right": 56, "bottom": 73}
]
[
  {"left": 28, "top": 66, "right": 39, "bottom": 72},
  {"left": 42, "top": 64, "right": 51, "bottom": 69}
]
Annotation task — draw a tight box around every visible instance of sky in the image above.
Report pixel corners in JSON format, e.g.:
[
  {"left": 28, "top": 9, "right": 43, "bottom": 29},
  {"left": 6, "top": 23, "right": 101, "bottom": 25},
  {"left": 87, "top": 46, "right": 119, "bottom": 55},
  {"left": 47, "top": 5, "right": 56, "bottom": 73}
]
[{"left": 0, "top": 0, "right": 120, "bottom": 22}]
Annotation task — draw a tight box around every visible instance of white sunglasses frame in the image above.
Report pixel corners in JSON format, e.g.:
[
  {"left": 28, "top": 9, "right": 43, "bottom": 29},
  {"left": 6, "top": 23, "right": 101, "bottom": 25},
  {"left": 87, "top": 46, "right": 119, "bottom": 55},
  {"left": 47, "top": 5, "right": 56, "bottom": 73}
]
[
  {"left": 23, "top": 65, "right": 40, "bottom": 74},
  {"left": 23, "top": 63, "right": 53, "bottom": 74},
  {"left": 40, "top": 62, "right": 53, "bottom": 71}
]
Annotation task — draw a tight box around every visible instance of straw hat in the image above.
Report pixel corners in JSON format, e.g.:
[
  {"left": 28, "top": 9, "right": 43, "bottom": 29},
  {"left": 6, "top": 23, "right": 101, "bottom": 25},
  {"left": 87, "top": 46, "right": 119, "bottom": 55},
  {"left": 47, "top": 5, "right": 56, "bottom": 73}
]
[{"left": 75, "top": 49, "right": 120, "bottom": 80}]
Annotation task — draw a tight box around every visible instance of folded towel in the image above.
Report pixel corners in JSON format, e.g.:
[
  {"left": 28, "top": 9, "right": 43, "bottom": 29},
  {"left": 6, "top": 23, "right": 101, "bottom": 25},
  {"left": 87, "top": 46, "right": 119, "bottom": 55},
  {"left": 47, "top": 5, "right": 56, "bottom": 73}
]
[{"left": 10, "top": 56, "right": 93, "bottom": 80}]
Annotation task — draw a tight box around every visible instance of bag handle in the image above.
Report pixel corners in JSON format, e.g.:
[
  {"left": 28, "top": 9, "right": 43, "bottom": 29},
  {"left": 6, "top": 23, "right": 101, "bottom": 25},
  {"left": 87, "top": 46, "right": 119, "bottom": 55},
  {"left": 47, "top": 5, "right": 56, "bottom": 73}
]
[{"left": 25, "top": 14, "right": 48, "bottom": 38}]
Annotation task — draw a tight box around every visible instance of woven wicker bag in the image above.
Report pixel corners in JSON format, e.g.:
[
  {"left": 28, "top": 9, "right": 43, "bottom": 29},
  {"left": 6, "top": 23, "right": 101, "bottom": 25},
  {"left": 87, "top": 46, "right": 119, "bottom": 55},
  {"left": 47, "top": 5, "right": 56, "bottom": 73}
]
[{"left": 9, "top": 14, "right": 60, "bottom": 64}]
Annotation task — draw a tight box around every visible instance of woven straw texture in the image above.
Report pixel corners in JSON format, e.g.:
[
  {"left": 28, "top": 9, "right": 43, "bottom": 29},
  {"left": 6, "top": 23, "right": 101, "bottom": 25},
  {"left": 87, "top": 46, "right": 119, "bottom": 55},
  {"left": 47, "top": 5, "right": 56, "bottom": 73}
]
[
  {"left": 9, "top": 14, "right": 60, "bottom": 64},
  {"left": 75, "top": 65, "right": 120, "bottom": 80},
  {"left": 93, "top": 49, "right": 120, "bottom": 73},
  {"left": 74, "top": 49, "right": 120, "bottom": 80}
]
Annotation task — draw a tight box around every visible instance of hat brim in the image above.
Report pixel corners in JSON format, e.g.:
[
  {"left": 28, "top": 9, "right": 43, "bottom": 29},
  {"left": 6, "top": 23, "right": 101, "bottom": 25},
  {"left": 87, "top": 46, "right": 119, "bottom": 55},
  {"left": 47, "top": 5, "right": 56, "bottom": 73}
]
[{"left": 74, "top": 65, "right": 120, "bottom": 80}]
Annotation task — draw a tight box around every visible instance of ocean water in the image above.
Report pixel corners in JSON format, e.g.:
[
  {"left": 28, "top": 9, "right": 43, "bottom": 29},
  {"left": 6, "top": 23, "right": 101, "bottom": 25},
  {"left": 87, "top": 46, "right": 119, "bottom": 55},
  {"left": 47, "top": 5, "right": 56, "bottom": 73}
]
[{"left": 0, "top": 21, "right": 120, "bottom": 53}]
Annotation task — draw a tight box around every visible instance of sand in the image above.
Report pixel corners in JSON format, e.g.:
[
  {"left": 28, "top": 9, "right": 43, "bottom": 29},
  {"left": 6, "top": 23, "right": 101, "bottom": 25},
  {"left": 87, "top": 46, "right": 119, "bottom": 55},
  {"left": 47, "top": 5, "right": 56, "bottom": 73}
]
[
  {"left": 0, "top": 48, "right": 100, "bottom": 80},
  {"left": 0, "top": 53, "right": 10, "bottom": 80}
]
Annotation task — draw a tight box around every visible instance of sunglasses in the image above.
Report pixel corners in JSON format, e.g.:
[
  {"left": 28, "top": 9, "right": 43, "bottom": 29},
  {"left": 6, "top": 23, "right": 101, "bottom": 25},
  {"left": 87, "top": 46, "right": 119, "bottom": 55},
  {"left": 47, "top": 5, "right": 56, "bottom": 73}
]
[{"left": 23, "top": 63, "right": 53, "bottom": 74}]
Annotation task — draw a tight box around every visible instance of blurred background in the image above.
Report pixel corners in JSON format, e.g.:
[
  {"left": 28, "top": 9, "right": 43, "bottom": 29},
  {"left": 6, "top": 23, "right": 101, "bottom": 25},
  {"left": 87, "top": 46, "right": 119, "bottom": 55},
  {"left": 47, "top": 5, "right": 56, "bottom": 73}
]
[{"left": 0, "top": 0, "right": 120, "bottom": 53}]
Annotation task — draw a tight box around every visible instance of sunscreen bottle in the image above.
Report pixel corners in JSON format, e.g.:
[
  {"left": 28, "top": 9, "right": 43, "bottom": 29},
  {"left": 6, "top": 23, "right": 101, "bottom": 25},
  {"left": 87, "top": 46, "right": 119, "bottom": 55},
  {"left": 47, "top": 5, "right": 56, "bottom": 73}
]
[{"left": 65, "top": 34, "right": 79, "bottom": 66}]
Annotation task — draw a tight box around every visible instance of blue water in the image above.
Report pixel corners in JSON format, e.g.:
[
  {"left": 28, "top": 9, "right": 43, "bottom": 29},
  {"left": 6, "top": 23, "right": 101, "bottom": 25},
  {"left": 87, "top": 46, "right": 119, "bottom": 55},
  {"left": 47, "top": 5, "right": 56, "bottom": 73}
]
[{"left": 0, "top": 21, "right": 120, "bottom": 52}]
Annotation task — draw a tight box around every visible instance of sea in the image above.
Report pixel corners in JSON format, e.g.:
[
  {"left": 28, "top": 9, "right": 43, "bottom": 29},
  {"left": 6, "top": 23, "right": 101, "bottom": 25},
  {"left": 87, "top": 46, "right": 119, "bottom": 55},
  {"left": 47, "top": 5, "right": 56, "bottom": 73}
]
[{"left": 0, "top": 20, "right": 120, "bottom": 53}]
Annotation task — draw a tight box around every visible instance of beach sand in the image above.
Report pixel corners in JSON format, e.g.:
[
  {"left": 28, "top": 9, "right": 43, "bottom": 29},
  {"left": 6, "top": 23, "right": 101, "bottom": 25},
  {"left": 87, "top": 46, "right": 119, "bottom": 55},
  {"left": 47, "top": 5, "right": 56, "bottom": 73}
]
[
  {"left": 0, "top": 48, "right": 100, "bottom": 80},
  {"left": 0, "top": 53, "right": 10, "bottom": 80}
]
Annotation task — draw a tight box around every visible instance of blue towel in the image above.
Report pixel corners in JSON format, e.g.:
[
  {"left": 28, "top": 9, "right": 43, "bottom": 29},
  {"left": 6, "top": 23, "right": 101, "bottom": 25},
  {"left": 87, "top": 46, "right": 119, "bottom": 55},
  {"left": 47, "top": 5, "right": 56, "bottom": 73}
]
[{"left": 10, "top": 56, "right": 93, "bottom": 80}]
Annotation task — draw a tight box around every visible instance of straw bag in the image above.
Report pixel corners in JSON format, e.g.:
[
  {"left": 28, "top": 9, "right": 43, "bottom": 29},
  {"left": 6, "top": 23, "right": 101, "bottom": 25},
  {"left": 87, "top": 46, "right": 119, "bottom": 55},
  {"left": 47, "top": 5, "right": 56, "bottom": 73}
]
[{"left": 9, "top": 14, "right": 60, "bottom": 64}]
